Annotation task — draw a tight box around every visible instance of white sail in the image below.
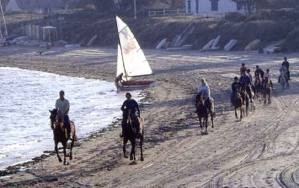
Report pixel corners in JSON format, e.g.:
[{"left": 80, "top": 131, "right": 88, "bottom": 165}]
[{"left": 116, "top": 16, "right": 153, "bottom": 77}]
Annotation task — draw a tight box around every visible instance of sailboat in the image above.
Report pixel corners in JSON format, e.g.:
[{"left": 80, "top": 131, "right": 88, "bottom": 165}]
[{"left": 115, "top": 16, "right": 154, "bottom": 91}]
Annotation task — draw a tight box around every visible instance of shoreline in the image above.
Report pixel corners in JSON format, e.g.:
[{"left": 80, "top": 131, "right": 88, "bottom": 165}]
[{"left": 0, "top": 66, "right": 151, "bottom": 177}]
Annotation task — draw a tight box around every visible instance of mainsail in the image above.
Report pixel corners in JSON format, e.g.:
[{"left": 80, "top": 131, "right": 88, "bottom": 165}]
[{"left": 116, "top": 16, "right": 152, "bottom": 78}]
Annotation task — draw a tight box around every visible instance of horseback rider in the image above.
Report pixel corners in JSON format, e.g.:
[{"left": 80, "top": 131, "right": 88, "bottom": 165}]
[
  {"left": 240, "top": 63, "right": 247, "bottom": 75},
  {"left": 120, "top": 92, "right": 141, "bottom": 137},
  {"left": 282, "top": 57, "right": 290, "bottom": 80},
  {"left": 264, "top": 69, "right": 273, "bottom": 88},
  {"left": 55, "top": 90, "right": 71, "bottom": 137},
  {"left": 231, "top": 76, "right": 241, "bottom": 105},
  {"left": 246, "top": 69, "right": 253, "bottom": 85},
  {"left": 254, "top": 65, "right": 264, "bottom": 82},
  {"left": 279, "top": 64, "right": 289, "bottom": 87},
  {"left": 239, "top": 71, "right": 251, "bottom": 89}
]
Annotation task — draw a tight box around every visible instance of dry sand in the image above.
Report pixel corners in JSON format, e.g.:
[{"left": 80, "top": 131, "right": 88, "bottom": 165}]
[{"left": 1, "top": 46, "right": 299, "bottom": 187}]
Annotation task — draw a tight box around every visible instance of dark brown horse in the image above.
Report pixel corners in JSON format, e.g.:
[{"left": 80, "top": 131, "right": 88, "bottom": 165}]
[
  {"left": 49, "top": 109, "right": 76, "bottom": 165},
  {"left": 195, "top": 94, "right": 215, "bottom": 134},
  {"left": 232, "top": 91, "right": 244, "bottom": 121},
  {"left": 122, "top": 110, "right": 144, "bottom": 161},
  {"left": 254, "top": 79, "right": 263, "bottom": 103}
]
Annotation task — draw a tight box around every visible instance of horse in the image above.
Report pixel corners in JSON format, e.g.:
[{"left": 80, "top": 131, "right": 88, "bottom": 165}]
[
  {"left": 240, "top": 86, "right": 250, "bottom": 116},
  {"left": 122, "top": 110, "right": 144, "bottom": 162},
  {"left": 195, "top": 93, "right": 215, "bottom": 134},
  {"left": 279, "top": 67, "right": 289, "bottom": 89},
  {"left": 262, "top": 80, "right": 272, "bottom": 104},
  {"left": 253, "top": 79, "right": 263, "bottom": 103},
  {"left": 195, "top": 94, "right": 209, "bottom": 134},
  {"left": 49, "top": 109, "right": 76, "bottom": 165},
  {"left": 232, "top": 91, "right": 244, "bottom": 121}
]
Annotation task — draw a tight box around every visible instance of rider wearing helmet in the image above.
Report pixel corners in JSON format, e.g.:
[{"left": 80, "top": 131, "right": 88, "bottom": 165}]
[
  {"left": 282, "top": 57, "right": 290, "bottom": 80},
  {"left": 240, "top": 63, "right": 247, "bottom": 75},
  {"left": 120, "top": 92, "right": 141, "bottom": 137},
  {"left": 254, "top": 65, "right": 264, "bottom": 81}
]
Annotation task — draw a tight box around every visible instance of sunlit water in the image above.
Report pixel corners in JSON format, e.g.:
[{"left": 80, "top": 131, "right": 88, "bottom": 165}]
[{"left": 0, "top": 67, "right": 142, "bottom": 170}]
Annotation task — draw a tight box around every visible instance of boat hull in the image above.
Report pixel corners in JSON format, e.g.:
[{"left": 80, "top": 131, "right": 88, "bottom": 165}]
[{"left": 117, "top": 80, "right": 154, "bottom": 91}]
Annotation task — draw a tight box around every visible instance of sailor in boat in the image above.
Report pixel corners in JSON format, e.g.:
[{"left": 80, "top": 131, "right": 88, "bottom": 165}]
[
  {"left": 120, "top": 92, "right": 141, "bottom": 138},
  {"left": 115, "top": 73, "right": 124, "bottom": 88}
]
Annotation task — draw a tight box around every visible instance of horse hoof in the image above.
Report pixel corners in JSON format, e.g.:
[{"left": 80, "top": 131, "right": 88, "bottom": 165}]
[
  {"left": 58, "top": 159, "right": 62, "bottom": 163},
  {"left": 130, "top": 156, "right": 133, "bottom": 161},
  {"left": 124, "top": 155, "right": 128, "bottom": 158},
  {"left": 140, "top": 157, "right": 144, "bottom": 161}
]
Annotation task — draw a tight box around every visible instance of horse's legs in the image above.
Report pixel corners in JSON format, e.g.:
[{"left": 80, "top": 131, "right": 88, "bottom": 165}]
[
  {"left": 130, "top": 138, "right": 136, "bottom": 161},
  {"left": 55, "top": 141, "right": 62, "bottom": 162},
  {"left": 62, "top": 142, "right": 67, "bottom": 165},
  {"left": 205, "top": 117, "right": 208, "bottom": 134},
  {"left": 235, "top": 107, "right": 238, "bottom": 119},
  {"left": 240, "top": 107, "right": 243, "bottom": 121},
  {"left": 198, "top": 115, "right": 203, "bottom": 129},
  {"left": 123, "top": 138, "right": 128, "bottom": 158},
  {"left": 211, "top": 113, "right": 214, "bottom": 128},
  {"left": 69, "top": 138, "right": 74, "bottom": 160},
  {"left": 140, "top": 135, "right": 144, "bottom": 161}
]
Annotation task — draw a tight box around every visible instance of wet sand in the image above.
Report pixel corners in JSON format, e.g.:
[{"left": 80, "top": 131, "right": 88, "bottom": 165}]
[{"left": 1, "top": 46, "right": 299, "bottom": 187}]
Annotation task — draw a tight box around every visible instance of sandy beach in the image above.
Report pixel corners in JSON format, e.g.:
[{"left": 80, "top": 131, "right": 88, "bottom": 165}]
[{"left": 1, "top": 46, "right": 299, "bottom": 187}]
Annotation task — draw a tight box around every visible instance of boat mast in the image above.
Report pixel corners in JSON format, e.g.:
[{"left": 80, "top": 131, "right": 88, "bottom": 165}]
[{"left": 118, "top": 41, "right": 129, "bottom": 80}]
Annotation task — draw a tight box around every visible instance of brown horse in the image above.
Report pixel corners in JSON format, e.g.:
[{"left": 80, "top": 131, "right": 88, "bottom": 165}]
[
  {"left": 262, "top": 81, "right": 272, "bottom": 104},
  {"left": 122, "top": 110, "right": 144, "bottom": 161},
  {"left": 49, "top": 109, "right": 76, "bottom": 165},
  {"left": 232, "top": 91, "right": 244, "bottom": 121},
  {"left": 240, "top": 86, "right": 250, "bottom": 116},
  {"left": 195, "top": 94, "right": 215, "bottom": 134}
]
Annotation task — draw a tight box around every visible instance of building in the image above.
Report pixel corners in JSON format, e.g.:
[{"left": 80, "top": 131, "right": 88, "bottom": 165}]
[{"left": 185, "top": 0, "right": 253, "bottom": 16}]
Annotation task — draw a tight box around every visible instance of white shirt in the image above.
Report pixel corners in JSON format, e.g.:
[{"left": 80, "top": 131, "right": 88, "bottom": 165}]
[
  {"left": 198, "top": 84, "right": 211, "bottom": 99},
  {"left": 55, "top": 98, "right": 70, "bottom": 115}
]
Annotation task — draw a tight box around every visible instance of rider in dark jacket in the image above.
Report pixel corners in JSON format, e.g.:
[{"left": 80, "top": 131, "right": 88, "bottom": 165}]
[
  {"left": 282, "top": 57, "right": 290, "bottom": 80},
  {"left": 239, "top": 72, "right": 251, "bottom": 89},
  {"left": 254, "top": 65, "right": 264, "bottom": 81},
  {"left": 120, "top": 92, "right": 140, "bottom": 137}
]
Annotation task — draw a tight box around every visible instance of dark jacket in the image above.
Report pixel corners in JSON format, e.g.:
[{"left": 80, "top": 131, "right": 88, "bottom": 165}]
[
  {"left": 121, "top": 99, "right": 140, "bottom": 117},
  {"left": 232, "top": 82, "right": 241, "bottom": 93}
]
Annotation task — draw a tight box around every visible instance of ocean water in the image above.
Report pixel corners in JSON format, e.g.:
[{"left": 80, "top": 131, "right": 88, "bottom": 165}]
[{"left": 0, "top": 67, "right": 141, "bottom": 170}]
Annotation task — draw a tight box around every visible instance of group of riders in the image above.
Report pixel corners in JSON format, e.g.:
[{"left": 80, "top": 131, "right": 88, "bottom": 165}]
[
  {"left": 53, "top": 90, "right": 141, "bottom": 140},
  {"left": 230, "top": 57, "right": 290, "bottom": 106},
  {"left": 53, "top": 57, "right": 291, "bottom": 140}
]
